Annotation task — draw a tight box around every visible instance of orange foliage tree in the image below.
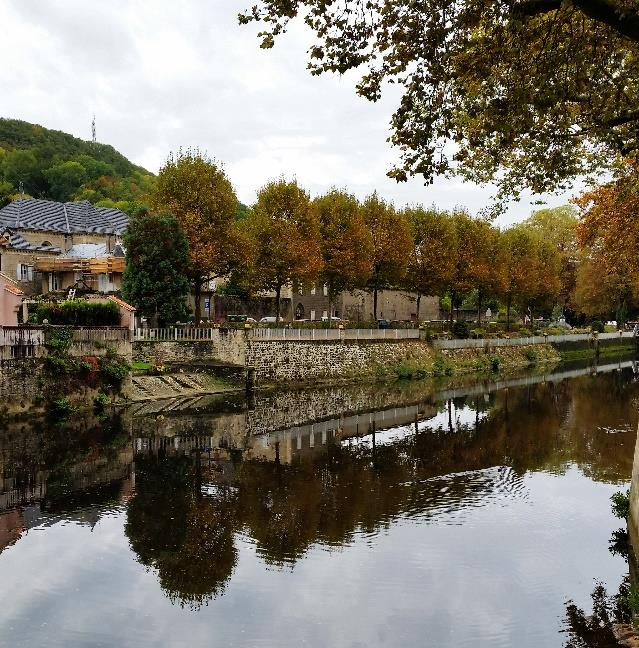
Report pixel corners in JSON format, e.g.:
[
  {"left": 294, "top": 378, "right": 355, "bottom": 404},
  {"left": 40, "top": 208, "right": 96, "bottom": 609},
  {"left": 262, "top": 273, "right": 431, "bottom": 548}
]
[
  {"left": 360, "top": 193, "right": 412, "bottom": 320},
  {"left": 403, "top": 206, "right": 455, "bottom": 321},
  {"left": 246, "top": 179, "right": 323, "bottom": 324},
  {"left": 314, "top": 190, "right": 372, "bottom": 324},
  {"left": 152, "top": 149, "right": 242, "bottom": 324}
]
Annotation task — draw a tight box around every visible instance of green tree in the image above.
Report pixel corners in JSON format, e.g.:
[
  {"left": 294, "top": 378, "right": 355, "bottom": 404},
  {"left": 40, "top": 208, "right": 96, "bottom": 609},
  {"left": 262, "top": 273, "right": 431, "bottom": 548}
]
[
  {"left": 360, "top": 193, "right": 412, "bottom": 320},
  {"left": 45, "top": 161, "right": 87, "bottom": 201},
  {"left": 245, "top": 178, "right": 323, "bottom": 324},
  {"left": 2, "top": 149, "right": 43, "bottom": 195},
  {"left": 122, "top": 210, "right": 190, "bottom": 326},
  {"left": 241, "top": 1, "right": 639, "bottom": 201},
  {"left": 152, "top": 150, "right": 242, "bottom": 324},
  {"left": 314, "top": 190, "right": 372, "bottom": 324}
]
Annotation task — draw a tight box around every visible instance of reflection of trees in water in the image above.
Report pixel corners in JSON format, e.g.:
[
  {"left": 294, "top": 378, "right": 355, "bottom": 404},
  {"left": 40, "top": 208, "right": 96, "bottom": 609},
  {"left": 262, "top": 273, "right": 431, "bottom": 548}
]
[
  {"left": 125, "top": 372, "right": 639, "bottom": 605},
  {"left": 126, "top": 453, "right": 238, "bottom": 609},
  {"left": 563, "top": 582, "right": 627, "bottom": 648}
]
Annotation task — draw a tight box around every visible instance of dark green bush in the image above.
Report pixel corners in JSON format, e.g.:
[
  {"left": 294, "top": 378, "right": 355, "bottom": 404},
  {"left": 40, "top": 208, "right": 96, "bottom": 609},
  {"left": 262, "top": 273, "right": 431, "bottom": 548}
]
[
  {"left": 525, "top": 348, "right": 538, "bottom": 363},
  {"left": 518, "top": 327, "right": 532, "bottom": 337},
  {"left": 94, "top": 391, "right": 110, "bottom": 412},
  {"left": 489, "top": 355, "right": 501, "bottom": 372},
  {"left": 452, "top": 320, "right": 470, "bottom": 339},
  {"left": 611, "top": 490, "right": 630, "bottom": 519},
  {"left": 33, "top": 300, "right": 121, "bottom": 326},
  {"left": 100, "top": 357, "right": 130, "bottom": 385},
  {"left": 591, "top": 319, "right": 605, "bottom": 333}
]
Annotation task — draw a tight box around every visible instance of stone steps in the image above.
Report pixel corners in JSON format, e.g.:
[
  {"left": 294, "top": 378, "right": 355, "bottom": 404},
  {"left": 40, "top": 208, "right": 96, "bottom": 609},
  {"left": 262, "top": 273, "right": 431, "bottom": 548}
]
[{"left": 130, "top": 372, "right": 234, "bottom": 402}]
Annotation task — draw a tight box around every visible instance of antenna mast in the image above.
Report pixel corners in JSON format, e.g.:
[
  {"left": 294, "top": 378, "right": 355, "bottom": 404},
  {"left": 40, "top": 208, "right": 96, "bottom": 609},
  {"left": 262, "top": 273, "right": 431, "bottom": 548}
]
[{"left": 92, "top": 114, "right": 96, "bottom": 144}]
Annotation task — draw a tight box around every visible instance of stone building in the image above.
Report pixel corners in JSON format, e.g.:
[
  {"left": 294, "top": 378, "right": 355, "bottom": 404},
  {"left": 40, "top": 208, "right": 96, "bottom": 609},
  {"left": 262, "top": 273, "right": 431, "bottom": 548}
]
[
  {"left": 0, "top": 198, "right": 128, "bottom": 296},
  {"left": 0, "top": 272, "right": 24, "bottom": 326},
  {"left": 291, "top": 282, "right": 439, "bottom": 323}
]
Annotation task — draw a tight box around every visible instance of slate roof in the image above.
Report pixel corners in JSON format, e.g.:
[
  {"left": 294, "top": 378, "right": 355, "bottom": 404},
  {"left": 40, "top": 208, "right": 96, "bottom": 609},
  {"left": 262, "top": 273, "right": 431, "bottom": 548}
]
[
  {"left": 0, "top": 228, "right": 61, "bottom": 253},
  {"left": 0, "top": 199, "right": 129, "bottom": 235},
  {"left": 64, "top": 243, "right": 108, "bottom": 258}
]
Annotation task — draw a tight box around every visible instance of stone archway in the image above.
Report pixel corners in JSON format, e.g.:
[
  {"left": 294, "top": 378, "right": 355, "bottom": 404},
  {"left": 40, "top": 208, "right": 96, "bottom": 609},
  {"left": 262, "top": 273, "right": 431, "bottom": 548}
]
[{"left": 295, "top": 303, "right": 305, "bottom": 320}]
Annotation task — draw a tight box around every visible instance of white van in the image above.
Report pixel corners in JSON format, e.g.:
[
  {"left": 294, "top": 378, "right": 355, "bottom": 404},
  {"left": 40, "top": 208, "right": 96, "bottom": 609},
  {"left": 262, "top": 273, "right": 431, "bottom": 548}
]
[{"left": 259, "top": 316, "right": 278, "bottom": 324}]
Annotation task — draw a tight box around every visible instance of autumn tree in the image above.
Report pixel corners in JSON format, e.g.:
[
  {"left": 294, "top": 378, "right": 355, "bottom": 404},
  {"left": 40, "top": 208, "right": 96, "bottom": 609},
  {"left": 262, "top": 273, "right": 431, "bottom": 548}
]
[
  {"left": 241, "top": 1, "right": 639, "bottom": 202},
  {"left": 122, "top": 209, "right": 190, "bottom": 326},
  {"left": 495, "top": 226, "right": 560, "bottom": 330},
  {"left": 360, "top": 193, "right": 412, "bottom": 320},
  {"left": 245, "top": 179, "right": 323, "bottom": 324},
  {"left": 314, "top": 190, "right": 372, "bottom": 324},
  {"left": 403, "top": 206, "right": 455, "bottom": 321},
  {"left": 574, "top": 164, "right": 639, "bottom": 322},
  {"left": 152, "top": 149, "right": 241, "bottom": 324}
]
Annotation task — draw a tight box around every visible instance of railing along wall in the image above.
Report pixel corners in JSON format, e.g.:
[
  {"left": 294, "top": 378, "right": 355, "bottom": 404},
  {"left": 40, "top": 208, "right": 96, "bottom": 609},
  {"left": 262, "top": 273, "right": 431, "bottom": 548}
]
[
  {"left": 433, "top": 331, "right": 636, "bottom": 350},
  {"left": 133, "top": 327, "right": 421, "bottom": 342}
]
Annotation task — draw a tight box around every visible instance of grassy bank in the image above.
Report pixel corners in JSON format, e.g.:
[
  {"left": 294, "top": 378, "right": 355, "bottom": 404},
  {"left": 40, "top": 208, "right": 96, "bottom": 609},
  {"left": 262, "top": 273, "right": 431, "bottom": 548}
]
[
  {"left": 374, "top": 343, "right": 561, "bottom": 382},
  {"left": 556, "top": 342, "right": 636, "bottom": 362}
]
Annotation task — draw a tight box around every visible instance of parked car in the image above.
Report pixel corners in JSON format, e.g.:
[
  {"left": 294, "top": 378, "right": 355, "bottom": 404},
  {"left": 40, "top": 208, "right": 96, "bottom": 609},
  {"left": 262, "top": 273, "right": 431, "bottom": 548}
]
[
  {"left": 377, "top": 319, "right": 391, "bottom": 329},
  {"left": 321, "top": 316, "right": 343, "bottom": 323},
  {"left": 259, "top": 316, "right": 278, "bottom": 324}
]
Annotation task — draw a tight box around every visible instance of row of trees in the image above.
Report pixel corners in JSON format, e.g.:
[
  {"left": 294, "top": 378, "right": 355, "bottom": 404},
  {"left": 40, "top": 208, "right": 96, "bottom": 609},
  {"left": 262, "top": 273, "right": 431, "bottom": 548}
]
[{"left": 125, "top": 150, "right": 600, "bottom": 327}]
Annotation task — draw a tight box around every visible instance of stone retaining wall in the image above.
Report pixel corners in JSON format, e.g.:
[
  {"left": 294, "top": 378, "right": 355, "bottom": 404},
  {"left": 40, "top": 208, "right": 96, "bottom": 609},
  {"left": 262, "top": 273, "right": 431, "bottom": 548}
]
[
  {"left": 246, "top": 339, "right": 434, "bottom": 384},
  {"left": 132, "top": 329, "right": 245, "bottom": 366}
]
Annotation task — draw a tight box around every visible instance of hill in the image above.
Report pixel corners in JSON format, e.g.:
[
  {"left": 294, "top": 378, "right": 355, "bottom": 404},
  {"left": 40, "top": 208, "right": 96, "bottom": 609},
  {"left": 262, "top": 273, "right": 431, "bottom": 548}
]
[{"left": 0, "top": 118, "right": 155, "bottom": 213}]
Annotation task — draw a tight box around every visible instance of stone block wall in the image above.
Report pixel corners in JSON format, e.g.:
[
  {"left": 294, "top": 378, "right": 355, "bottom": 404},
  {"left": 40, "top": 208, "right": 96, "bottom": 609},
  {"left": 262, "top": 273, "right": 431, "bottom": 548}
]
[
  {"left": 246, "top": 339, "right": 434, "bottom": 384},
  {"left": 132, "top": 329, "right": 246, "bottom": 366}
]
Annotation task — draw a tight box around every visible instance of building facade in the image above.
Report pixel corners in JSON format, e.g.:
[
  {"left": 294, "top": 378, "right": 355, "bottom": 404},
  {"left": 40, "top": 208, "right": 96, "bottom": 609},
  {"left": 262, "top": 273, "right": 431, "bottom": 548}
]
[{"left": 0, "top": 198, "right": 128, "bottom": 296}]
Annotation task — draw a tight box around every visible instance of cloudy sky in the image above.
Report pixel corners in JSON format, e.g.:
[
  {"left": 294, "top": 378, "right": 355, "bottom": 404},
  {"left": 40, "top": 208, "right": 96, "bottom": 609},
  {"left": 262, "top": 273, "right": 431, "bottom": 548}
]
[{"left": 0, "top": 1, "right": 577, "bottom": 225}]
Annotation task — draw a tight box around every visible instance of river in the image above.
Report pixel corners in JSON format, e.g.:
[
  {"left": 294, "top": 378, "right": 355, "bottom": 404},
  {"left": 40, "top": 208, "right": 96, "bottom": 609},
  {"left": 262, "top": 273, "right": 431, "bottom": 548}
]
[{"left": 1, "top": 358, "right": 638, "bottom": 647}]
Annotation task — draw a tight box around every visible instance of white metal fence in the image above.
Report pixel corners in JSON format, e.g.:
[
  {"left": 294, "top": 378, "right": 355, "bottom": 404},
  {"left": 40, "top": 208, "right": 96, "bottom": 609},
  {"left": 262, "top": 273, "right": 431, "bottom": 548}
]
[
  {"left": 134, "top": 327, "right": 218, "bottom": 341},
  {"left": 249, "top": 328, "right": 420, "bottom": 341},
  {"left": 133, "top": 326, "right": 421, "bottom": 342},
  {"left": 433, "top": 331, "right": 636, "bottom": 350}
]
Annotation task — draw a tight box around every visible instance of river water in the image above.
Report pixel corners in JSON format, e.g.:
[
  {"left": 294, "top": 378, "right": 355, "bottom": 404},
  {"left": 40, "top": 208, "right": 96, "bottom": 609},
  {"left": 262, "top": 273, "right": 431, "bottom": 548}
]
[{"left": 1, "top": 359, "right": 639, "bottom": 647}]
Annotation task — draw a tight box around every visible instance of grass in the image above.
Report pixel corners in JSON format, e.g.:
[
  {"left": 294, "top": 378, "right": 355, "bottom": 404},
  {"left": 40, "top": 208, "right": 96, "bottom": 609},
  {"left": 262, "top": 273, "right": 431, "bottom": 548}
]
[
  {"left": 131, "top": 361, "right": 152, "bottom": 370},
  {"left": 558, "top": 343, "right": 636, "bottom": 362}
]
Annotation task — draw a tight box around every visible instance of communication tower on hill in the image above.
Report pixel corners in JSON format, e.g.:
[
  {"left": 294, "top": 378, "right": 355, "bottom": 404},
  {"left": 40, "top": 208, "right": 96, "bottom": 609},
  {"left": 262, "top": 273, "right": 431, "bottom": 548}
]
[{"left": 92, "top": 114, "right": 96, "bottom": 144}]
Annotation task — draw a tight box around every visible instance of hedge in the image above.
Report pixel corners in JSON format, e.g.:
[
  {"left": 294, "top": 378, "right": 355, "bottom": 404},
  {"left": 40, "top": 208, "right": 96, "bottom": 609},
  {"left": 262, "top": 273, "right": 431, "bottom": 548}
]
[{"left": 31, "top": 300, "right": 121, "bottom": 326}]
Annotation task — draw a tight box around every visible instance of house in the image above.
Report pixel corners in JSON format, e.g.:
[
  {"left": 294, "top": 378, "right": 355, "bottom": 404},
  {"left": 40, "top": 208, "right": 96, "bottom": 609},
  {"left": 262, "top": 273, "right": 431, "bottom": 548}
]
[
  {"left": 0, "top": 198, "right": 128, "bottom": 295},
  {"left": 0, "top": 272, "right": 24, "bottom": 326}
]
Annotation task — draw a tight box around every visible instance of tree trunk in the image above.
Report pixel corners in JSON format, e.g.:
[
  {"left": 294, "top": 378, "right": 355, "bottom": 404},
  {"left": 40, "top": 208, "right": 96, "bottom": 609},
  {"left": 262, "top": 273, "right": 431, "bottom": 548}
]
[
  {"left": 449, "top": 290, "right": 455, "bottom": 328},
  {"left": 275, "top": 283, "right": 282, "bottom": 326},
  {"left": 530, "top": 305, "right": 535, "bottom": 335},
  {"left": 416, "top": 293, "right": 421, "bottom": 323},
  {"left": 506, "top": 295, "right": 511, "bottom": 332},
  {"left": 194, "top": 280, "right": 202, "bottom": 325},
  {"left": 373, "top": 279, "right": 379, "bottom": 321},
  {"left": 477, "top": 289, "right": 482, "bottom": 326},
  {"left": 327, "top": 284, "right": 333, "bottom": 328}
]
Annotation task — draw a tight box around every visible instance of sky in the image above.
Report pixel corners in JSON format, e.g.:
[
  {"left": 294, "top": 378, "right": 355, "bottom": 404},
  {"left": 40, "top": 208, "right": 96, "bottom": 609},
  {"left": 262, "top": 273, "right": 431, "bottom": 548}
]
[{"left": 0, "top": 0, "right": 578, "bottom": 226}]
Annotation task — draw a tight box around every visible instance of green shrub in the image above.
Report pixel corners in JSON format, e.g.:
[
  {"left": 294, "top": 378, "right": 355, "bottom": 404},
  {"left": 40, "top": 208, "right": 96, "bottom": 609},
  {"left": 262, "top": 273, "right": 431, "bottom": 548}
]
[
  {"left": 45, "top": 356, "right": 72, "bottom": 376},
  {"left": 395, "top": 363, "right": 413, "bottom": 379},
  {"left": 619, "top": 583, "right": 639, "bottom": 624},
  {"left": 470, "top": 328, "right": 485, "bottom": 339},
  {"left": 45, "top": 326, "right": 73, "bottom": 351},
  {"left": 611, "top": 490, "right": 630, "bottom": 519},
  {"left": 591, "top": 319, "right": 605, "bottom": 333},
  {"left": 48, "top": 397, "right": 74, "bottom": 419},
  {"left": 489, "top": 355, "right": 501, "bottom": 372},
  {"left": 525, "top": 348, "right": 538, "bottom": 363},
  {"left": 100, "top": 358, "right": 130, "bottom": 385},
  {"left": 33, "top": 300, "right": 121, "bottom": 326},
  {"left": 452, "top": 320, "right": 470, "bottom": 339},
  {"left": 518, "top": 327, "right": 532, "bottom": 337},
  {"left": 94, "top": 391, "right": 110, "bottom": 412},
  {"left": 432, "top": 355, "right": 453, "bottom": 376}
]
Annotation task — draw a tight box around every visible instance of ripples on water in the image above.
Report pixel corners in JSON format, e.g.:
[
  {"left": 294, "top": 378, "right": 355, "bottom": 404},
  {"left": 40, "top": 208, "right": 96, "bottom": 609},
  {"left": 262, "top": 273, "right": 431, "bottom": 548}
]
[{"left": 0, "top": 366, "right": 638, "bottom": 647}]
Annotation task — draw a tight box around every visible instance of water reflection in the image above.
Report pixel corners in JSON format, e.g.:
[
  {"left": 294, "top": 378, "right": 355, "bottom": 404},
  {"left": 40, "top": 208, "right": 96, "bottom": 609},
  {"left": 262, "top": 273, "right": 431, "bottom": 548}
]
[{"left": 0, "top": 361, "right": 638, "bottom": 646}]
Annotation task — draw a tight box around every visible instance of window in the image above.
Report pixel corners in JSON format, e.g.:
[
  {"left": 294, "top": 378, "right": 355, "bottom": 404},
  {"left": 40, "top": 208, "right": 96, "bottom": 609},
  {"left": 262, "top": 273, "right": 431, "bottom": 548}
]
[
  {"left": 323, "top": 284, "right": 328, "bottom": 296},
  {"left": 18, "top": 264, "right": 33, "bottom": 282},
  {"left": 322, "top": 310, "right": 328, "bottom": 319},
  {"left": 41, "top": 240, "right": 52, "bottom": 248},
  {"left": 310, "top": 309, "right": 316, "bottom": 321},
  {"left": 310, "top": 284, "right": 316, "bottom": 296},
  {"left": 298, "top": 283, "right": 304, "bottom": 295},
  {"left": 48, "top": 272, "right": 59, "bottom": 292}
]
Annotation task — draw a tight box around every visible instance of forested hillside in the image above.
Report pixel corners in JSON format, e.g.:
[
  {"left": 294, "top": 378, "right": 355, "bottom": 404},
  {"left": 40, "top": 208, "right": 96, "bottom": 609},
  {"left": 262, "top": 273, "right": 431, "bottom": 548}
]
[{"left": 0, "top": 118, "right": 155, "bottom": 213}]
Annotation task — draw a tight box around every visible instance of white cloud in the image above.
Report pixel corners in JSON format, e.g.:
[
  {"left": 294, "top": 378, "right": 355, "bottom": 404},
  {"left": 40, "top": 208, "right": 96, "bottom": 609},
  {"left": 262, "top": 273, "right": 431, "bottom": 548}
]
[{"left": 0, "top": 0, "right": 576, "bottom": 224}]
